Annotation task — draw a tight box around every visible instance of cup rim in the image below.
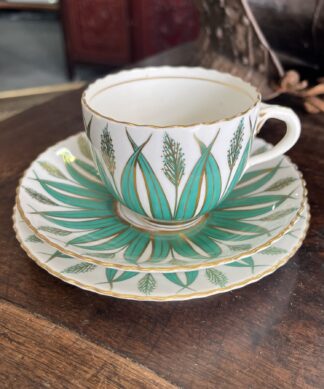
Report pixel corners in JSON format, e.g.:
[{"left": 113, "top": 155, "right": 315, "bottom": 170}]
[{"left": 82, "top": 66, "right": 261, "bottom": 129}]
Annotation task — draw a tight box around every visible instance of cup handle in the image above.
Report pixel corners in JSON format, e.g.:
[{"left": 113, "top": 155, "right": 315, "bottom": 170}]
[{"left": 246, "top": 103, "right": 301, "bottom": 169}]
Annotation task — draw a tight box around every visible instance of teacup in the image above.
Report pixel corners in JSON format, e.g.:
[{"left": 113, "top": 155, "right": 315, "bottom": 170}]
[{"left": 82, "top": 66, "right": 300, "bottom": 230}]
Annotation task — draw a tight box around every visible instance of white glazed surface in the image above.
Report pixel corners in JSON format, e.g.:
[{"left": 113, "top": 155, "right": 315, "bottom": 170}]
[{"left": 82, "top": 67, "right": 300, "bottom": 223}]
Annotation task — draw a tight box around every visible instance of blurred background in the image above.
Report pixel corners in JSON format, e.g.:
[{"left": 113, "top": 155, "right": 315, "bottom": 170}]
[{"left": 0, "top": 0, "right": 323, "bottom": 92}]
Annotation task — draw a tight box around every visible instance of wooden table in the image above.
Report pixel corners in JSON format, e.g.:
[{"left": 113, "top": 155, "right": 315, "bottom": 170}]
[{"left": 0, "top": 70, "right": 323, "bottom": 388}]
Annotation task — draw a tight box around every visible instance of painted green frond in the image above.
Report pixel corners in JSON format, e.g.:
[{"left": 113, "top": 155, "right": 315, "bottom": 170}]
[
  {"left": 266, "top": 178, "right": 297, "bottom": 191},
  {"left": 38, "top": 161, "right": 66, "bottom": 179},
  {"left": 228, "top": 161, "right": 282, "bottom": 199},
  {"left": 78, "top": 135, "right": 93, "bottom": 160},
  {"left": 176, "top": 134, "right": 218, "bottom": 220},
  {"left": 74, "top": 159, "right": 100, "bottom": 180},
  {"left": 162, "top": 132, "right": 185, "bottom": 186},
  {"left": 223, "top": 138, "right": 250, "bottom": 200},
  {"left": 121, "top": 135, "right": 152, "bottom": 216},
  {"left": 150, "top": 237, "right": 170, "bottom": 262},
  {"left": 62, "top": 262, "right": 96, "bottom": 274},
  {"left": 260, "top": 207, "right": 298, "bottom": 221},
  {"left": 67, "top": 222, "right": 127, "bottom": 245},
  {"left": 205, "top": 268, "right": 228, "bottom": 287},
  {"left": 138, "top": 273, "right": 156, "bottom": 295},
  {"left": 101, "top": 125, "right": 116, "bottom": 176},
  {"left": 45, "top": 250, "right": 71, "bottom": 263},
  {"left": 94, "top": 153, "right": 121, "bottom": 201},
  {"left": 36, "top": 177, "right": 108, "bottom": 209},
  {"left": 38, "top": 226, "right": 72, "bottom": 236},
  {"left": 105, "top": 268, "right": 138, "bottom": 287},
  {"left": 26, "top": 234, "right": 43, "bottom": 243},
  {"left": 64, "top": 160, "right": 106, "bottom": 194},
  {"left": 78, "top": 228, "right": 137, "bottom": 252},
  {"left": 196, "top": 133, "right": 222, "bottom": 214},
  {"left": 40, "top": 214, "right": 117, "bottom": 230},
  {"left": 186, "top": 233, "right": 221, "bottom": 257},
  {"left": 35, "top": 178, "right": 108, "bottom": 200},
  {"left": 24, "top": 186, "right": 57, "bottom": 206},
  {"left": 126, "top": 130, "right": 172, "bottom": 220},
  {"left": 226, "top": 257, "right": 257, "bottom": 273},
  {"left": 213, "top": 217, "right": 269, "bottom": 236},
  {"left": 163, "top": 270, "right": 198, "bottom": 289},
  {"left": 171, "top": 237, "right": 208, "bottom": 259},
  {"left": 261, "top": 246, "right": 287, "bottom": 255},
  {"left": 124, "top": 234, "right": 150, "bottom": 263},
  {"left": 227, "top": 118, "right": 244, "bottom": 169},
  {"left": 36, "top": 209, "right": 113, "bottom": 219}
]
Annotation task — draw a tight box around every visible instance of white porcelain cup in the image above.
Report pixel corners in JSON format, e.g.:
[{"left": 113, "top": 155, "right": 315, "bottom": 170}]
[{"left": 81, "top": 66, "right": 300, "bottom": 228}]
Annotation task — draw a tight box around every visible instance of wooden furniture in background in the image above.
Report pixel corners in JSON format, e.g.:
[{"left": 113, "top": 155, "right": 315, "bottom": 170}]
[{"left": 60, "top": 0, "right": 200, "bottom": 77}]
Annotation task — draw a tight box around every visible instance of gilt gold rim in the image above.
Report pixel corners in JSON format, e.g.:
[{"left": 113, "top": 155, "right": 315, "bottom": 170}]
[
  {"left": 12, "top": 205, "right": 310, "bottom": 302},
  {"left": 81, "top": 67, "right": 261, "bottom": 129}
]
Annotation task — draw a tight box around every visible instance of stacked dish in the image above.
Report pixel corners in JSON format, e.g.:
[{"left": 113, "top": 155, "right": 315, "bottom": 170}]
[{"left": 14, "top": 67, "right": 309, "bottom": 301}]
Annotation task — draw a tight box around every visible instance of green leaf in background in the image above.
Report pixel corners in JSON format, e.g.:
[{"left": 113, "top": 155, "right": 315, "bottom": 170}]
[
  {"left": 260, "top": 246, "right": 287, "bottom": 255},
  {"left": 205, "top": 268, "right": 228, "bottom": 287},
  {"left": 25, "top": 234, "right": 43, "bottom": 243},
  {"left": 62, "top": 262, "right": 96, "bottom": 274},
  {"left": 38, "top": 161, "right": 66, "bottom": 179},
  {"left": 77, "top": 135, "right": 93, "bottom": 160},
  {"left": 127, "top": 131, "right": 172, "bottom": 220},
  {"left": 38, "top": 226, "right": 73, "bottom": 236},
  {"left": 24, "top": 186, "right": 57, "bottom": 206},
  {"left": 138, "top": 273, "right": 156, "bottom": 295},
  {"left": 45, "top": 250, "right": 71, "bottom": 263},
  {"left": 266, "top": 178, "right": 297, "bottom": 191},
  {"left": 260, "top": 207, "right": 298, "bottom": 221},
  {"left": 163, "top": 271, "right": 198, "bottom": 290}
]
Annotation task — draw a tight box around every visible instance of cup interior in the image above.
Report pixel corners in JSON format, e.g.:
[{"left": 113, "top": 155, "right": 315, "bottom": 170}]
[{"left": 83, "top": 67, "right": 259, "bottom": 127}]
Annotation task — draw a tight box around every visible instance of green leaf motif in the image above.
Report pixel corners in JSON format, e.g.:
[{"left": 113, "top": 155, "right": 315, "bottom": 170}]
[
  {"left": 261, "top": 246, "right": 287, "bottom": 255},
  {"left": 38, "top": 161, "right": 66, "bottom": 179},
  {"left": 226, "top": 244, "right": 251, "bottom": 252},
  {"left": 138, "top": 273, "right": 156, "bottom": 295},
  {"left": 260, "top": 207, "right": 298, "bottom": 221},
  {"left": 105, "top": 268, "right": 138, "bottom": 288},
  {"left": 127, "top": 131, "right": 172, "bottom": 220},
  {"left": 205, "top": 268, "right": 228, "bottom": 287},
  {"left": 24, "top": 187, "right": 57, "bottom": 206},
  {"left": 266, "top": 178, "right": 297, "bottom": 191},
  {"left": 101, "top": 125, "right": 116, "bottom": 176},
  {"left": 227, "top": 118, "right": 244, "bottom": 170},
  {"left": 62, "top": 262, "right": 96, "bottom": 274},
  {"left": 45, "top": 250, "right": 71, "bottom": 262},
  {"left": 78, "top": 135, "right": 93, "bottom": 160},
  {"left": 162, "top": 133, "right": 185, "bottom": 186},
  {"left": 226, "top": 257, "right": 256, "bottom": 273},
  {"left": 176, "top": 133, "right": 218, "bottom": 220},
  {"left": 163, "top": 271, "right": 198, "bottom": 289},
  {"left": 38, "top": 226, "right": 72, "bottom": 236},
  {"left": 25, "top": 234, "right": 43, "bottom": 243}
]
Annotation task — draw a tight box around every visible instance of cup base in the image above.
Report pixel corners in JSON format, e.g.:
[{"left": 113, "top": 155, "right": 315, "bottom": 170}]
[{"left": 117, "top": 202, "right": 205, "bottom": 233}]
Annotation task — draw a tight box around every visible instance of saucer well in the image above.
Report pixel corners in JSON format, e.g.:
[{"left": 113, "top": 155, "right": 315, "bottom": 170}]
[
  {"left": 13, "top": 204, "right": 310, "bottom": 301},
  {"left": 17, "top": 133, "right": 306, "bottom": 272}
]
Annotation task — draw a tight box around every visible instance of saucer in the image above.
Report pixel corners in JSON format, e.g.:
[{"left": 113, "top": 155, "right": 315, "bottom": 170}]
[
  {"left": 13, "top": 204, "right": 310, "bottom": 301},
  {"left": 17, "top": 133, "right": 306, "bottom": 272}
]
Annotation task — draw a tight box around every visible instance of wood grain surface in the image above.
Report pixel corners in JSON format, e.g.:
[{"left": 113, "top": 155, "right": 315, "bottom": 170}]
[{"left": 0, "top": 86, "right": 323, "bottom": 388}]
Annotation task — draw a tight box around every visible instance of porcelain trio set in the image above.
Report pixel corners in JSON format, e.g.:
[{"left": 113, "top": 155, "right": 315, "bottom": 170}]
[{"left": 14, "top": 67, "right": 308, "bottom": 301}]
